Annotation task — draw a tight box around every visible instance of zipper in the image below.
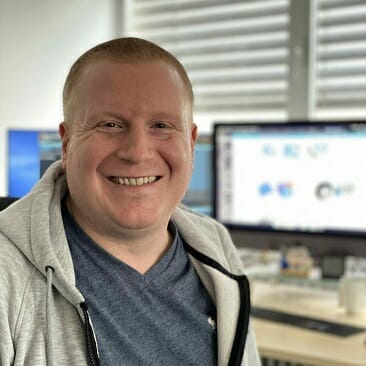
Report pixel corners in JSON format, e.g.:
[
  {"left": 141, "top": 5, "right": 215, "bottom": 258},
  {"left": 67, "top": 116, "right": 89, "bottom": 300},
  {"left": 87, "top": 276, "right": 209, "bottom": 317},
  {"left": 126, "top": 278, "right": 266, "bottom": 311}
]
[
  {"left": 80, "top": 302, "right": 101, "bottom": 366},
  {"left": 183, "top": 242, "right": 251, "bottom": 366}
]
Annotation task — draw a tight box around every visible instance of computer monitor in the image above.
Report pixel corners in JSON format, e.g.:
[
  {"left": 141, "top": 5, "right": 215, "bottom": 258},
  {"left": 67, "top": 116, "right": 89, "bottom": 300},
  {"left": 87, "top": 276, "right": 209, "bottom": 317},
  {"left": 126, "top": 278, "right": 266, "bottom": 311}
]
[
  {"left": 182, "top": 135, "right": 213, "bottom": 216},
  {"left": 8, "top": 129, "right": 61, "bottom": 197},
  {"left": 213, "top": 121, "right": 366, "bottom": 257}
]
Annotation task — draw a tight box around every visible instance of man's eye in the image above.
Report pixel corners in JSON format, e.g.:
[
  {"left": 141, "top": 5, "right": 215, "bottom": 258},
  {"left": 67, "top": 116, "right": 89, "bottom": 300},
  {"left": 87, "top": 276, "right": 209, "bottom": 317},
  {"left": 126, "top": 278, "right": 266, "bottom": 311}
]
[
  {"left": 96, "top": 121, "right": 125, "bottom": 133},
  {"left": 154, "top": 122, "right": 170, "bottom": 129},
  {"left": 98, "top": 121, "right": 124, "bottom": 130},
  {"left": 103, "top": 122, "right": 121, "bottom": 128}
]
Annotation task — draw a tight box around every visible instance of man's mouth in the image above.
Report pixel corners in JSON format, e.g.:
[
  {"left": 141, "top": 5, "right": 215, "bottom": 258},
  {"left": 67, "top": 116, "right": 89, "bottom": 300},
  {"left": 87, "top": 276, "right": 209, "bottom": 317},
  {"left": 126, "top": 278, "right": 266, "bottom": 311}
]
[{"left": 109, "top": 176, "right": 160, "bottom": 186}]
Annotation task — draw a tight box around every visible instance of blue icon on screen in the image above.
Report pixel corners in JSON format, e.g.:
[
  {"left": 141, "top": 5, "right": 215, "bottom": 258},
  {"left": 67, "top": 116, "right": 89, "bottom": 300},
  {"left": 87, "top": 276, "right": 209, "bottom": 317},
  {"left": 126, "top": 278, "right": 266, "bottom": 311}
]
[
  {"left": 307, "top": 143, "right": 327, "bottom": 159},
  {"left": 259, "top": 182, "right": 272, "bottom": 196},
  {"left": 283, "top": 144, "right": 299, "bottom": 158},
  {"left": 262, "top": 144, "right": 276, "bottom": 156},
  {"left": 277, "top": 182, "right": 293, "bottom": 197}
]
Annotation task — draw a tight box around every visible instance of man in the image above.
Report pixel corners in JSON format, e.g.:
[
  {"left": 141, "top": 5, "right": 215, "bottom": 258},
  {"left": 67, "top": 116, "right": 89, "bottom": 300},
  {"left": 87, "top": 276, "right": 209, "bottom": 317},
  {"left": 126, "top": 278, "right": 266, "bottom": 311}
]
[{"left": 0, "top": 38, "right": 260, "bottom": 366}]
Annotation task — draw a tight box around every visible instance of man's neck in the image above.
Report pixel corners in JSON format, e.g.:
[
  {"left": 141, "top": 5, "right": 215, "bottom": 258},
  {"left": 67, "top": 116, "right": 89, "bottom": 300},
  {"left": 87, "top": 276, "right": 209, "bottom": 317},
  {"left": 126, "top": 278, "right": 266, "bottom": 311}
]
[
  {"left": 91, "top": 229, "right": 173, "bottom": 274},
  {"left": 65, "top": 198, "right": 174, "bottom": 274}
]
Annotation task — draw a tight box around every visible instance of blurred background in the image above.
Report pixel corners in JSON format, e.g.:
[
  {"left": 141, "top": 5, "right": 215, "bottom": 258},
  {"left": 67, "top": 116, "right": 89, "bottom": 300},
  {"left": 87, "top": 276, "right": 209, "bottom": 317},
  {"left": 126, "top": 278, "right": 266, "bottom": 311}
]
[{"left": 1, "top": 1, "right": 366, "bottom": 364}]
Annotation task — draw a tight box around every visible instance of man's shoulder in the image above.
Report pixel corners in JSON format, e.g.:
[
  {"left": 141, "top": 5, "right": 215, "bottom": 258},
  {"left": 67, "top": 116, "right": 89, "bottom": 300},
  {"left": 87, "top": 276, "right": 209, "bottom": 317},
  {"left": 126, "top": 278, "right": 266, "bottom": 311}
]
[
  {"left": 173, "top": 204, "right": 229, "bottom": 237},
  {"left": 174, "top": 204, "right": 219, "bottom": 224},
  {"left": 0, "top": 231, "right": 34, "bottom": 290},
  {"left": 173, "top": 205, "right": 245, "bottom": 275}
]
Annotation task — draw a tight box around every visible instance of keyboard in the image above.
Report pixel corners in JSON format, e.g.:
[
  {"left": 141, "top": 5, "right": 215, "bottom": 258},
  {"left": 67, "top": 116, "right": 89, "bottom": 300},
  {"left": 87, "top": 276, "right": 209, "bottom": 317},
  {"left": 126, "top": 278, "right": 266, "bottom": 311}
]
[{"left": 251, "top": 307, "right": 365, "bottom": 336}]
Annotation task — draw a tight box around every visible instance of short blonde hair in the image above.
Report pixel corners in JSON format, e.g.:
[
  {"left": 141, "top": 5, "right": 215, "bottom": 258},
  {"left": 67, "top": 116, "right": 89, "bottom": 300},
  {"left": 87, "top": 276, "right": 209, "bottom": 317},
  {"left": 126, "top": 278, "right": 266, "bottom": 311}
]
[{"left": 63, "top": 37, "right": 194, "bottom": 122}]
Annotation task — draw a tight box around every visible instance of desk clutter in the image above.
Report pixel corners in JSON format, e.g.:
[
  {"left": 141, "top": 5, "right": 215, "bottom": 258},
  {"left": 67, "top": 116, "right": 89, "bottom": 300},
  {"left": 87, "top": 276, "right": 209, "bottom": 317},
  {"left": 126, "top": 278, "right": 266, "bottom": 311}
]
[
  {"left": 239, "top": 246, "right": 366, "bottom": 277},
  {"left": 279, "top": 245, "right": 314, "bottom": 278},
  {"left": 339, "top": 275, "right": 366, "bottom": 316},
  {"left": 239, "top": 247, "right": 366, "bottom": 317}
]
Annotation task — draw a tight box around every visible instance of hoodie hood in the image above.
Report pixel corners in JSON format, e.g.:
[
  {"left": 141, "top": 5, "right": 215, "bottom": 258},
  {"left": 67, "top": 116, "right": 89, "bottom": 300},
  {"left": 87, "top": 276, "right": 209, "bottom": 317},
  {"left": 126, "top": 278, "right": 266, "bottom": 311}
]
[
  {"left": 0, "top": 161, "right": 83, "bottom": 306},
  {"left": 172, "top": 206, "right": 246, "bottom": 277}
]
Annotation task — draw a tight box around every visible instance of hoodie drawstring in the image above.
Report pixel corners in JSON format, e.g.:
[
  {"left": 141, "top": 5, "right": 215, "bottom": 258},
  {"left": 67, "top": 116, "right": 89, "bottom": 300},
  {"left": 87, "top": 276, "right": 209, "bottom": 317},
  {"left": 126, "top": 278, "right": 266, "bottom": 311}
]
[{"left": 45, "top": 266, "right": 55, "bottom": 366}]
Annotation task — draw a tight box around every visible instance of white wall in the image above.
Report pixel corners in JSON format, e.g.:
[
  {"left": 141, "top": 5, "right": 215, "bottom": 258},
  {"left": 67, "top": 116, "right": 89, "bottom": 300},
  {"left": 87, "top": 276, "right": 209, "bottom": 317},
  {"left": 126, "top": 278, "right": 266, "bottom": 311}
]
[{"left": 0, "top": 0, "right": 121, "bottom": 195}]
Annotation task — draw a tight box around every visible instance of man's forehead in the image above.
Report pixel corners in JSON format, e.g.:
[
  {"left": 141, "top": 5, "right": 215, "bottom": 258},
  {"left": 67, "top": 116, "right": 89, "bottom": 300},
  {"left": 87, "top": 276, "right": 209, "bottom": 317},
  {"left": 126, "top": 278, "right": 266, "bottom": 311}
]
[
  {"left": 68, "top": 58, "right": 193, "bottom": 124},
  {"left": 76, "top": 60, "right": 182, "bottom": 100}
]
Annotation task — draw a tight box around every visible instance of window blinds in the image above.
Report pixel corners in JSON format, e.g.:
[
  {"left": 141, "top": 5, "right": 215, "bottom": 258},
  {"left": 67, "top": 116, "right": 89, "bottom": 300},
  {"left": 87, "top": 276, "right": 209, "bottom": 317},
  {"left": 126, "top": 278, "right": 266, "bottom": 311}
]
[
  {"left": 315, "top": 0, "right": 366, "bottom": 111},
  {"left": 130, "top": 0, "right": 290, "bottom": 113}
]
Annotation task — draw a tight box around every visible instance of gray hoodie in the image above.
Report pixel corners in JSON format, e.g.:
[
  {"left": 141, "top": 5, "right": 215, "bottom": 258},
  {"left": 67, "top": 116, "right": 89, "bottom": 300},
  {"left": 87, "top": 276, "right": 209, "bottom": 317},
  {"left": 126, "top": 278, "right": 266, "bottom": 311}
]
[{"left": 0, "top": 161, "right": 261, "bottom": 366}]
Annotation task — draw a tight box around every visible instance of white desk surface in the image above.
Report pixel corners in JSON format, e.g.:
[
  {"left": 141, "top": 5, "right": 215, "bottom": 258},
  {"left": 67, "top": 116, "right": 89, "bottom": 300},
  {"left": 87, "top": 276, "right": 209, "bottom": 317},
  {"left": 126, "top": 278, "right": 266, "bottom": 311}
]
[{"left": 251, "top": 281, "right": 366, "bottom": 366}]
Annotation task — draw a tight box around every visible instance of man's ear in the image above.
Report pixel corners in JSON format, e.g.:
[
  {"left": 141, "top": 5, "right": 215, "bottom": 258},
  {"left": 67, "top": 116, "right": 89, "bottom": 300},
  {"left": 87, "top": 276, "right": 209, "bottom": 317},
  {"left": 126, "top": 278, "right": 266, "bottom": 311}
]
[
  {"left": 190, "top": 123, "right": 198, "bottom": 170},
  {"left": 59, "top": 122, "right": 70, "bottom": 169},
  {"left": 190, "top": 123, "right": 198, "bottom": 148}
]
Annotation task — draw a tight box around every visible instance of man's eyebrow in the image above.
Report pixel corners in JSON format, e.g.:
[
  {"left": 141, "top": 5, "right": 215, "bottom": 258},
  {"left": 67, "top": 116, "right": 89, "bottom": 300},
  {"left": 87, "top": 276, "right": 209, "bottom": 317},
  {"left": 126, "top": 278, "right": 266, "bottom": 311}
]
[
  {"left": 86, "top": 110, "right": 127, "bottom": 122},
  {"left": 98, "top": 110, "right": 183, "bottom": 122},
  {"left": 149, "top": 112, "right": 182, "bottom": 121}
]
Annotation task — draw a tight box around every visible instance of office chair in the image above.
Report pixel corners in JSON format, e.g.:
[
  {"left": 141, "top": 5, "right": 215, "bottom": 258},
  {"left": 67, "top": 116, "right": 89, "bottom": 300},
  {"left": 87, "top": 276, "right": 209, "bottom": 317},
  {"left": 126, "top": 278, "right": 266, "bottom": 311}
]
[{"left": 0, "top": 196, "right": 19, "bottom": 211}]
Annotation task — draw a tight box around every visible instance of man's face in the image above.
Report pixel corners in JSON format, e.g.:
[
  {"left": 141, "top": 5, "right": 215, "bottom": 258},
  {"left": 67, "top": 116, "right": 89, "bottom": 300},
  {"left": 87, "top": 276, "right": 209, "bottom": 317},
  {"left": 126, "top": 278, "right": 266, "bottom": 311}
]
[{"left": 60, "top": 60, "right": 197, "bottom": 240}]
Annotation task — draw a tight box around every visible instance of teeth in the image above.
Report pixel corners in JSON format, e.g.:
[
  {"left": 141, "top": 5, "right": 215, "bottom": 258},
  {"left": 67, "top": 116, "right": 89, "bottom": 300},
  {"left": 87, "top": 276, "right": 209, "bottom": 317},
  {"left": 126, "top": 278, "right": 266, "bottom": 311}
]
[{"left": 112, "top": 176, "right": 158, "bottom": 186}]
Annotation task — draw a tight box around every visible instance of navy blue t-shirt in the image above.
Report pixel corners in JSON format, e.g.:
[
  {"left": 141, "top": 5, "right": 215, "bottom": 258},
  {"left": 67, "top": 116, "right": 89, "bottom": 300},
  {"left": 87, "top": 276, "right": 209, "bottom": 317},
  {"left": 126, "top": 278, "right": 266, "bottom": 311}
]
[{"left": 62, "top": 203, "right": 217, "bottom": 366}]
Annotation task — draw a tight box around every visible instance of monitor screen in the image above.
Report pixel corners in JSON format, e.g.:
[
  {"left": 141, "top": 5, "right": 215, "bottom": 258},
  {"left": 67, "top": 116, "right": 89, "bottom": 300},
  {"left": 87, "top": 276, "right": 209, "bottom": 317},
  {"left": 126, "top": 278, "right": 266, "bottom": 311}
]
[
  {"left": 213, "top": 121, "right": 366, "bottom": 238},
  {"left": 182, "top": 135, "right": 213, "bottom": 216},
  {"left": 8, "top": 130, "right": 61, "bottom": 197}
]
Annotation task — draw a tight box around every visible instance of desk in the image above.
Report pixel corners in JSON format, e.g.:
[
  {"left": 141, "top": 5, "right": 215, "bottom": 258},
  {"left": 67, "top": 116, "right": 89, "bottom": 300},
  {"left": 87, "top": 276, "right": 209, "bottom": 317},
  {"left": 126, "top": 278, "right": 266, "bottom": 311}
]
[{"left": 251, "top": 281, "right": 366, "bottom": 366}]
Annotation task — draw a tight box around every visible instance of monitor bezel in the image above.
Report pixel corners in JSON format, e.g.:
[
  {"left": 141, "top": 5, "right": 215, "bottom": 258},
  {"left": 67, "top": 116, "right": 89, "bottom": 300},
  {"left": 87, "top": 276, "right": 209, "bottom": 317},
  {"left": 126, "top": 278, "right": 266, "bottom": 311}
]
[{"left": 213, "top": 120, "right": 366, "bottom": 240}]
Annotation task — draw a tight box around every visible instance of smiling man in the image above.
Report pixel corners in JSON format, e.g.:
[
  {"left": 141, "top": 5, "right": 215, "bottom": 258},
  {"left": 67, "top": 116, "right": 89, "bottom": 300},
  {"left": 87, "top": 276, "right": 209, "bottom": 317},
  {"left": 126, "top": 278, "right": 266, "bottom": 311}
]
[
  {"left": 0, "top": 38, "right": 261, "bottom": 366},
  {"left": 60, "top": 59, "right": 196, "bottom": 273}
]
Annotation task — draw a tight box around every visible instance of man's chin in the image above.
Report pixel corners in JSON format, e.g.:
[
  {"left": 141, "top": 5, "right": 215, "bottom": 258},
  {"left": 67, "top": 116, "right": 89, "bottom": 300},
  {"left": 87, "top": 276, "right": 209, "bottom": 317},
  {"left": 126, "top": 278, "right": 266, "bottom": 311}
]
[{"left": 113, "top": 214, "right": 163, "bottom": 232}]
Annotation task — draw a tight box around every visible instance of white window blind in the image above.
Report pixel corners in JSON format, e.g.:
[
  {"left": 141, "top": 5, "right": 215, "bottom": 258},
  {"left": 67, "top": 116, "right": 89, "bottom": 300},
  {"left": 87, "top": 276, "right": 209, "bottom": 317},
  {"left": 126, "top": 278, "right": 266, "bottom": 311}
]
[
  {"left": 314, "top": 0, "right": 366, "bottom": 114},
  {"left": 129, "top": 0, "right": 290, "bottom": 114}
]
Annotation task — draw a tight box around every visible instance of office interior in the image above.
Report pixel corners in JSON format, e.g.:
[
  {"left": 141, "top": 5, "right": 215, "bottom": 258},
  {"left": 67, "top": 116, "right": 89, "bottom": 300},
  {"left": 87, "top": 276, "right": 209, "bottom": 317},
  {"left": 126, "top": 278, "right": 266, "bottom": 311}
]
[{"left": 1, "top": 1, "right": 366, "bottom": 365}]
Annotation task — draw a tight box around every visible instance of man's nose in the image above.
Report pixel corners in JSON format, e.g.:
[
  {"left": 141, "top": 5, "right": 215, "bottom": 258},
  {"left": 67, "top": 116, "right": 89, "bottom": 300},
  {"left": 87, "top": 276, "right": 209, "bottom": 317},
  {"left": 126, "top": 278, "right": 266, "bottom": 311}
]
[{"left": 116, "top": 127, "right": 153, "bottom": 163}]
